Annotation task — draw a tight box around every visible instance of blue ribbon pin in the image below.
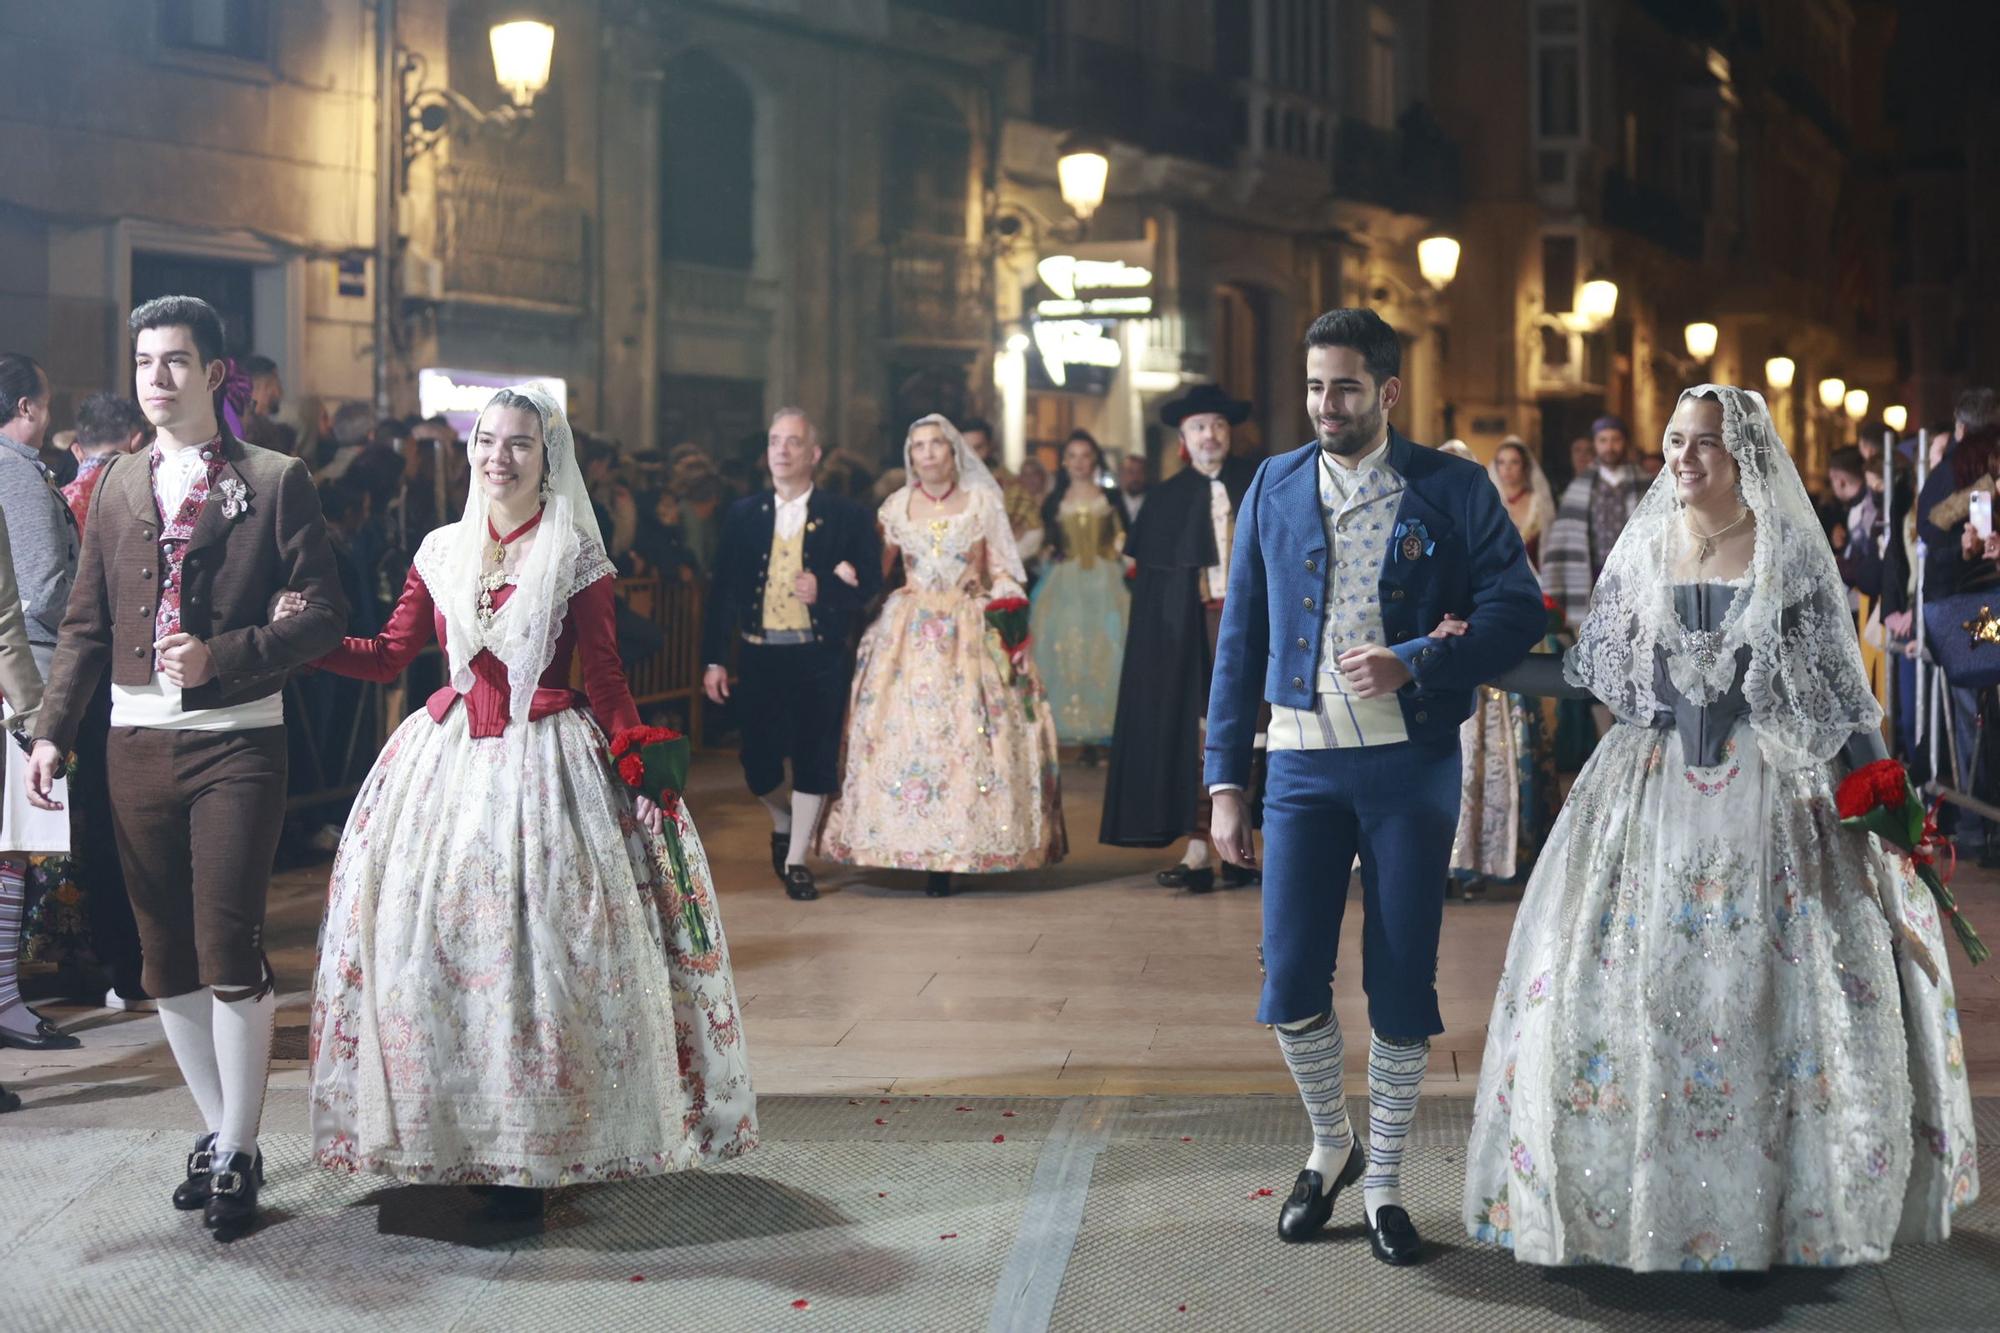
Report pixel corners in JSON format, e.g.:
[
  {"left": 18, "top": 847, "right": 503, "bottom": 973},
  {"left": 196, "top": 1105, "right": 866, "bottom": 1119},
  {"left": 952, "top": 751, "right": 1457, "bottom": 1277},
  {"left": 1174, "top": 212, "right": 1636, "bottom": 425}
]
[{"left": 1393, "top": 519, "right": 1434, "bottom": 563}]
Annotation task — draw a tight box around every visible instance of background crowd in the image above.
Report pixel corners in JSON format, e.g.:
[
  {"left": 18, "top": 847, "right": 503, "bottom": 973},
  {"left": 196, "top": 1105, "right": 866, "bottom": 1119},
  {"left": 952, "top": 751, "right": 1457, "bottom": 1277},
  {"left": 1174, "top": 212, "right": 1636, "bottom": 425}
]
[{"left": 5, "top": 334, "right": 1994, "bottom": 1020}]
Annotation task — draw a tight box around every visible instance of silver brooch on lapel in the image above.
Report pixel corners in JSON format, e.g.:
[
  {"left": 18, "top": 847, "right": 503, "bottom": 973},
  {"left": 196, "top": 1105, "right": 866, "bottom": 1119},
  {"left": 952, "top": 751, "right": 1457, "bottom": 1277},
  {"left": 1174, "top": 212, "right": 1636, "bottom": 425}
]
[{"left": 217, "top": 477, "right": 248, "bottom": 519}]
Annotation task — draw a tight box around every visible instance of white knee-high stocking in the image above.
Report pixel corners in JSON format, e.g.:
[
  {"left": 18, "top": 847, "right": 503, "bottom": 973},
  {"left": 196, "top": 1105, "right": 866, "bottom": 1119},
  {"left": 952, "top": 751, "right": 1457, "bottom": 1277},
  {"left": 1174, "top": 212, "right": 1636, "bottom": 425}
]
[
  {"left": 155, "top": 988, "right": 225, "bottom": 1136},
  {"left": 786, "top": 792, "right": 824, "bottom": 869},
  {"left": 211, "top": 988, "right": 275, "bottom": 1161}
]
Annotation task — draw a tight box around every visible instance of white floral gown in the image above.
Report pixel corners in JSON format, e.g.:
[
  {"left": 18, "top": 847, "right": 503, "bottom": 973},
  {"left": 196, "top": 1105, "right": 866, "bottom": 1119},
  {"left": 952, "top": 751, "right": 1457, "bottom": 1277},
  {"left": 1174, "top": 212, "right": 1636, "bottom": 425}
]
[
  {"left": 308, "top": 561, "right": 755, "bottom": 1185},
  {"left": 1464, "top": 622, "right": 1976, "bottom": 1269},
  {"left": 818, "top": 485, "right": 1066, "bottom": 873}
]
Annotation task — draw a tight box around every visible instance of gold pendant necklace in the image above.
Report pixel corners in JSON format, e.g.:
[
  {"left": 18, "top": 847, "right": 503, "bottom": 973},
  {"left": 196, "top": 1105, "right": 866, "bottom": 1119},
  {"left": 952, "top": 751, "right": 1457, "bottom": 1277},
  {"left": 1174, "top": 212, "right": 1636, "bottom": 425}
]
[{"left": 1684, "top": 507, "right": 1749, "bottom": 563}]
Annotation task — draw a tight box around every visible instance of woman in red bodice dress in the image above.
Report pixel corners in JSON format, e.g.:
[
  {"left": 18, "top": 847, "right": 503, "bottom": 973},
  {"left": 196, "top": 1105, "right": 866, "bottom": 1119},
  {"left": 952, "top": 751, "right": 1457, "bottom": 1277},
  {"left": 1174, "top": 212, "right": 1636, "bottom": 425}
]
[{"left": 296, "top": 386, "right": 754, "bottom": 1220}]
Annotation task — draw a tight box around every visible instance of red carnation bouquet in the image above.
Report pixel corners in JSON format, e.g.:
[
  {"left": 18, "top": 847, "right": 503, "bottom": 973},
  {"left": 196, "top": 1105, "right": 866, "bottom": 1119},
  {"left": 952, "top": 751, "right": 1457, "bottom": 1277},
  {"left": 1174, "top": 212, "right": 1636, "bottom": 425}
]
[
  {"left": 609, "top": 725, "right": 711, "bottom": 953},
  {"left": 1837, "top": 758, "right": 1988, "bottom": 965},
  {"left": 985, "top": 596, "right": 1037, "bottom": 719}
]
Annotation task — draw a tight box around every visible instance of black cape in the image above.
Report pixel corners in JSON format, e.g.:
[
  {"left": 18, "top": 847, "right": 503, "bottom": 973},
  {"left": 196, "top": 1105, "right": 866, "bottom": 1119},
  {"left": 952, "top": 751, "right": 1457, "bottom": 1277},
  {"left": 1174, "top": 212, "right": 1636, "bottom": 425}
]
[{"left": 1099, "top": 456, "right": 1258, "bottom": 847}]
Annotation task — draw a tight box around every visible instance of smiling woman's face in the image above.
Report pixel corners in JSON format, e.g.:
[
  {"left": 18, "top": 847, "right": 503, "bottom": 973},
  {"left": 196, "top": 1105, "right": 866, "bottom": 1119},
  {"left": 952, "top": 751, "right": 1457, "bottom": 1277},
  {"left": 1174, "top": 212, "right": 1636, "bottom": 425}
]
[
  {"left": 1664, "top": 396, "right": 1738, "bottom": 508},
  {"left": 472, "top": 404, "right": 545, "bottom": 506}
]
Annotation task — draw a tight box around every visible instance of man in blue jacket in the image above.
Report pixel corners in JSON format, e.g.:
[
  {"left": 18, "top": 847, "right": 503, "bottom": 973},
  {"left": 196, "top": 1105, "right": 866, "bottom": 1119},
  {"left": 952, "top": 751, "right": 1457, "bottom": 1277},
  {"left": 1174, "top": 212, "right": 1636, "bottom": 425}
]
[{"left": 1206, "top": 309, "right": 1545, "bottom": 1264}]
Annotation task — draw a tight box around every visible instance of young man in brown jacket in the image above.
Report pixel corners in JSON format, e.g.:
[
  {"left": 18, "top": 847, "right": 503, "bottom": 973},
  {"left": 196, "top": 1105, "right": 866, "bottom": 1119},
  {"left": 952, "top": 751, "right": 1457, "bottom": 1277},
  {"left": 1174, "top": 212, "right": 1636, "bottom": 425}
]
[{"left": 26, "top": 296, "right": 347, "bottom": 1238}]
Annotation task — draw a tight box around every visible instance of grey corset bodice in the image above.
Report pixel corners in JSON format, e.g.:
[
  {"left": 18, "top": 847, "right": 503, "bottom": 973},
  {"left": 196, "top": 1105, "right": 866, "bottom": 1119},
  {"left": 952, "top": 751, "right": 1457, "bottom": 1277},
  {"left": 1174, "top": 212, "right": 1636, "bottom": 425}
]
[
  {"left": 1653, "top": 583, "right": 1749, "bottom": 768},
  {"left": 1494, "top": 581, "right": 1886, "bottom": 771}
]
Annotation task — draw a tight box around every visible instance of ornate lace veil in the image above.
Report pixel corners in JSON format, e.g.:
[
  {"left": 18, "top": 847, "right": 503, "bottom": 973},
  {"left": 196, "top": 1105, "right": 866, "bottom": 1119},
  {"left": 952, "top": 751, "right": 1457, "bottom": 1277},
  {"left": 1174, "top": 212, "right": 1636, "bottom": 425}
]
[
  {"left": 1563, "top": 384, "right": 1881, "bottom": 770},
  {"left": 413, "top": 384, "right": 615, "bottom": 731},
  {"left": 901, "top": 412, "right": 1030, "bottom": 591}
]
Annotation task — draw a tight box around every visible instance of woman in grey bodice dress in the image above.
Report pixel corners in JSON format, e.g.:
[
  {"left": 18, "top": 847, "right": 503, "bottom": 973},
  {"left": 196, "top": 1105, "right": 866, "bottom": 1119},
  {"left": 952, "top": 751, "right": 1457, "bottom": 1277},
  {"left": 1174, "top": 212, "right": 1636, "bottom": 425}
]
[{"left": 1452, "top": 386, "right": 1976, "bottom": 1273}]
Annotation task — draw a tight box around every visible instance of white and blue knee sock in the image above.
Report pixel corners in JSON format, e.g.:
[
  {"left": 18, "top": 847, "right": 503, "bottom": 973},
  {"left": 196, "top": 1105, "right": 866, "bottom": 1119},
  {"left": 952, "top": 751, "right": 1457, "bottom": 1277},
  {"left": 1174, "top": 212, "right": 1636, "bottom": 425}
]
[
  {"left": 1363, "top": 1032, "right": 1430, "bottom": 1224},
  {"left": 1275, "top": 1010, "right": 1355, "bottom": 1179}
]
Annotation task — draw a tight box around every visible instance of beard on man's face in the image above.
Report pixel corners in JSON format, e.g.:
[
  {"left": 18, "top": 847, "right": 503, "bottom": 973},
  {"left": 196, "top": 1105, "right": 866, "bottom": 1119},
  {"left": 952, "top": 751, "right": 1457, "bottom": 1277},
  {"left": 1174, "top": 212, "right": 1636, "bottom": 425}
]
[{"left": 1317, "top": 397, "right": 1383, "bottom": 457}]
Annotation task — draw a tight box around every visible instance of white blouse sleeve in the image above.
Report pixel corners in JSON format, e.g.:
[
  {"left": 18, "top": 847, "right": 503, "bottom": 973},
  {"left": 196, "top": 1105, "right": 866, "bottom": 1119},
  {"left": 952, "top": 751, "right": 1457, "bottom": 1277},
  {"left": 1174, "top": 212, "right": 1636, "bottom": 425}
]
[{"left": 982, "top": 487, "right": 1030, "bottom": 597}]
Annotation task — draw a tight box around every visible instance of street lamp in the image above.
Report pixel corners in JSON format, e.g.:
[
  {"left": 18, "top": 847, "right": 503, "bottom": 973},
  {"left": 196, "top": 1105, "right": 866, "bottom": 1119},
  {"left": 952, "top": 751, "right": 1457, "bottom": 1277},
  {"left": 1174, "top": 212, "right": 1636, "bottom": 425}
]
[
  {"left": 489, "top": 20, "right": 555, "bottom": 107},
  {"left": 1577, "top": 277, "right": 1619, "bottom": 329},
  {"left": 1817, "top": 377, "right": 1847, "bottom": 412},
  {"left": 1417, "top": 236, "right": 1461, "bottom": 292},
  {"left": 1056, "top": 135, "right": 1109, "bottom": 222},
  {"left": 1844, "top": 388, "right": 1870, "bottom": 422},
  {"left": 1764, "top": 356, "right": 1796, "bottom": 390},
  {"left": 1684, "top": 321, "right": 1718, "bottom": 362},
  {"left": 1883, "top": 404, "right": 1908, "bottom": 434},
  {"left": 400, "top": 19, "right": 558, "bottom": 173}
]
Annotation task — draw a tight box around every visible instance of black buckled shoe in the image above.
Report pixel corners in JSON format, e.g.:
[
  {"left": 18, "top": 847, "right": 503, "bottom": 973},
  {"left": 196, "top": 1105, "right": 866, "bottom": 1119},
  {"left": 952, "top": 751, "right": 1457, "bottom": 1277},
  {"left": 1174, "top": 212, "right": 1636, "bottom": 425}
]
[
  {"left": 1155, "top": 864, "right": 1215, "bottom": 893},
  {"left": 1278, "top": 1142, "right": 1364, "bottom": 1242},
  {"left": 203, "top": 1150, "right": 265, "bottom": 1238},
  {"left": 784, "top": 866, "right": 819, "bottom": 901},
  {"left": 1366, "top": 1203, "right": 1425, "bottom": 1266},
  {"left": 770, "top": 832, "right": 789, "bottom": 882},
  {"left": 0, "top": 1012, "right": 81, "bottom": 1051},
  {"left": 173, "top": 1132, "right": 218, "bottom": 1210},
  {"left": 1218, "top": 863, "right": 1261, "bottom": 889}
]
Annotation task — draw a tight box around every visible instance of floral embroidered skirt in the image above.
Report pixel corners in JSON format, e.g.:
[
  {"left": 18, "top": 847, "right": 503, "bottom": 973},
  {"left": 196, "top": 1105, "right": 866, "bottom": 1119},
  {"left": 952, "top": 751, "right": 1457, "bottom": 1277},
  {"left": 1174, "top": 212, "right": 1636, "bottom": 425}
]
[
  {"left": 819, "top": 587, "right": 1066, "bottom": 873},
  {"left": 310, "top": 706, "right": 755, "bottom": 1186},
  {"left": 1464, "top": 720, "right": 1977, "bottom": 1271},
  {"left": 1029, "top": 558, "right": 1127, "bottom": 745}
]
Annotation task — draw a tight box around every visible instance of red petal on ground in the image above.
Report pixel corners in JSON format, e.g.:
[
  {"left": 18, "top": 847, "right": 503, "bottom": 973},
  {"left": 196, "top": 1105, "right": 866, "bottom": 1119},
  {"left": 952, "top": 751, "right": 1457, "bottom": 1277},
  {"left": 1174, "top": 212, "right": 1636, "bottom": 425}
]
[
  {"left": 1180, "top": 1136, "right": 1192, "bottom": 1142},
  {"left": 846, "top": 1099, "right": 861, "bottom": 1105},
  {"left": 940, "top": 1233, "right": 958, "bottom": 1240},
  {"left": 878, "top": 1192, "right": 888, "bottom": 1197},
  {"left": 628, "top": 1275, "right": 645, "bottom": 1283},
  {"left": 874, "top": 1118, "right": 888, "bottom": 1125},
  {"left": 1001, "top": 1111, "right": 1016, "bottom": 1117},
  {"left": 993, "top": 1134, "right": 1006, "bottom": 1143},
  {"left": 1178, "top": 1305, "right": 1188, "bottom": 1313},
  {"left": 791, "top": 1299, "right": 811, "bottom": 1310},
  {"left": 1248, "top": 1187, "right": 1275, "bottom": 1199},
  {"left": 879, "top": 1098, "right": 892, "bottom": 1104},
  {"left": 954, "top": 1106, "right": 974, "bottom": 1112}
]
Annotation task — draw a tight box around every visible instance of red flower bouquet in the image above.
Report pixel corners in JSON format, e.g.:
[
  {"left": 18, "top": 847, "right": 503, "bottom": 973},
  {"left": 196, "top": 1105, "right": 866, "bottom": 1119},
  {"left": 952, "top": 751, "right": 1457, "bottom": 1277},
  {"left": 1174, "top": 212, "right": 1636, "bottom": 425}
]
[
  {"left": 985, "top": 596, "right": 1037, "bottom": 719},
  {"left": 609, "top": 725, "right": 710, "bottom": 953},
  {"left": 1837, "top": 758, "right": 1987, "bottom": 965}
]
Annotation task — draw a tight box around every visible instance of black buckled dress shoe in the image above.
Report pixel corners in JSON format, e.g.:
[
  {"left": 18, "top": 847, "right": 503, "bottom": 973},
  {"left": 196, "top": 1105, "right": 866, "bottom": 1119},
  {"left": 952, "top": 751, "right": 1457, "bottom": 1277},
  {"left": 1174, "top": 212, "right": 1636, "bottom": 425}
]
[
  {"left": 1155, "top": 864, "right": 1215, "bottom": 893},
  {"left": 770, "top": 832, "right": 789, "bottom": 882},
  {"left": 1366, "top": 1203, "right": 1425, "bottom": 1265},
  {"left": 1277, "top": 1143, "right": 1363, "bottom": 1242},
  {"left": 203, "top": 1150, "right": 265, "bottom": 1237},
  {"left": 784, "top": 866, "right": 819, "bottom": 901},
  {"left": 173, "top": 1132, "right": 218, "bottom": 1210},
  {"left": 0, "top": 1013, "right": 82, "bottom": 1051},
  {"left": 1218, "top": 863, "right": 1261, "bottom": 889}
]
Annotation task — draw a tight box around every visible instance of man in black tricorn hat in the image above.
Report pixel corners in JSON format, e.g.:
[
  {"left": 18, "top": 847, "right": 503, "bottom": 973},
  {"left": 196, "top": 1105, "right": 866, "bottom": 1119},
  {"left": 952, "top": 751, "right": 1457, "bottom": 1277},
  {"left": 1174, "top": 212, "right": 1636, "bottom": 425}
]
[{"left": 1100, "top": 382, "right": 1262, "bottom": 890}]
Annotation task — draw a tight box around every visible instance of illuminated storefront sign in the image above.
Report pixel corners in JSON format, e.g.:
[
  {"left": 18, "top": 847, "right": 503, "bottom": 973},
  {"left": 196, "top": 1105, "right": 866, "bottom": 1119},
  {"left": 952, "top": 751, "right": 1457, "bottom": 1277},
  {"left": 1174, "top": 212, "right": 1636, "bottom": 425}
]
[
  {"left": 1032, "top": 240, "right": 1156, "bottom": 319},
  {"left": 418, "top": 367, "right": 569, "bottom": 434},
  {"left": 1030, "top": 319, "right": 1121, "bottom": 390}
]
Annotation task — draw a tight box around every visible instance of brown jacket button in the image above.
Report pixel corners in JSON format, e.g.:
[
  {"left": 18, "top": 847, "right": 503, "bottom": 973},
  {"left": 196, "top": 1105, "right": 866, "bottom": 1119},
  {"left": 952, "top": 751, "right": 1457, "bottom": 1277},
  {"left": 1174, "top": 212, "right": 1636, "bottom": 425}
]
[{"left": 131, "top": 645, "right": 144, "bottom": 658}]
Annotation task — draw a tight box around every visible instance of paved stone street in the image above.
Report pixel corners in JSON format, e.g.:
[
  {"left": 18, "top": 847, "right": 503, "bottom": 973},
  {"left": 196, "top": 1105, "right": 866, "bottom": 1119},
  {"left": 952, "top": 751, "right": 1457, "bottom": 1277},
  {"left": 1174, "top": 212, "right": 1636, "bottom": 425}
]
[{"left": 4, "top": 754, "right": 1997, "bottom": 1330}]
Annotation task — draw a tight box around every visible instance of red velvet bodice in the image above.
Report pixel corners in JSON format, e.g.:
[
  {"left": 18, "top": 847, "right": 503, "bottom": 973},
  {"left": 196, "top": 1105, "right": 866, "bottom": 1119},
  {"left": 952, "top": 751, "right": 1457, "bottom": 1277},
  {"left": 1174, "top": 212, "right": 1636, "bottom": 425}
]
[{"left": 317, "top": 565, "right": 641, "bottom": 738}]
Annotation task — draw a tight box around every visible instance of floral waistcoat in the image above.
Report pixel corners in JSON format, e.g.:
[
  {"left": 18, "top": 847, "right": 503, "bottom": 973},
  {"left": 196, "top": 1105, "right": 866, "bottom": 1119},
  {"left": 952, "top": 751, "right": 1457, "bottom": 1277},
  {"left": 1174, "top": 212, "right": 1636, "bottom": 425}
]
[{"left": 150, "top": 444, "right": 227, "bottom": 669}]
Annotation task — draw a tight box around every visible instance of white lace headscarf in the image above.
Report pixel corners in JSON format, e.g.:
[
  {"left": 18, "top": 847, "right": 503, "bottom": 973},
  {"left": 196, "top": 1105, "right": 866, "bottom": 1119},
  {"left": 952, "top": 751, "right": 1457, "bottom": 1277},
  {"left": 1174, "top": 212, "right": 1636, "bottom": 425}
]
[
  {"left": 903, "top": 412, "right": 1030, "bottom": 590},
  {"left": 413, "top": 384, "right": 614, "bottom": 730},
  {"left": 1489, "top": 436, "right": 1557, "bottom": 545},
  {"left": 1563, "top": 384, "right": 1881, "bottom": 770}
]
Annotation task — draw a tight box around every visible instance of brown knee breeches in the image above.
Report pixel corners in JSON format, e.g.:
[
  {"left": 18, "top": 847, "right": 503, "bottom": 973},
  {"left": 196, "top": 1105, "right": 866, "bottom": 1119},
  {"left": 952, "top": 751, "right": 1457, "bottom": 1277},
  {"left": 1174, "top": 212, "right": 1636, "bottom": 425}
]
[{"left": 104, "top": 725, "right": 288, "bottom": 999}]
